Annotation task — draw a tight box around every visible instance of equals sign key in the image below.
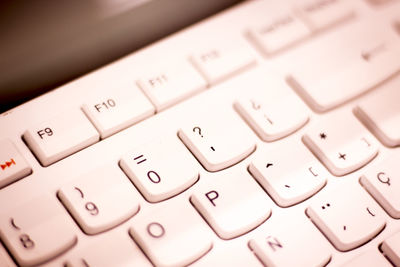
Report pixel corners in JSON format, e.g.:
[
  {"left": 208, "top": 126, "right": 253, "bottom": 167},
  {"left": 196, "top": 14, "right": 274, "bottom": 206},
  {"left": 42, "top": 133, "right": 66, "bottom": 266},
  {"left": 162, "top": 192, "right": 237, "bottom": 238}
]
[{"left": 134, "top": 155, "right": 147, "bottom": 165}]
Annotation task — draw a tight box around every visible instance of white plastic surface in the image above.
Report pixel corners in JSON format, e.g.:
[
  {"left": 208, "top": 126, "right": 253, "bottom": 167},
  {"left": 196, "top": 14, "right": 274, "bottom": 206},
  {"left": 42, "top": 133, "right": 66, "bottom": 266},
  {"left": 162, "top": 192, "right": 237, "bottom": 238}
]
[
  {"left": 62, "top": 230, "right": 152, "bottom": 267},
  {"left": 0, "top": 195, "right": 77, "bottom": 267},
  {"left": 23, "top": 109, "right": 100, "bottom": 166},
  {"left": 249, "top": 141, "right": 327, "bottom": 207},
  {"left": 287, "top": 19, "right": 400, "bottom": 111},
  {"left": 381, "top": 231, "right": 400, "bottom": 266},
  {"left": 191, "top": 169, "right": 272, "bottom": 239},
  {"left": 340, "top": 250, "right": 392, "bottom": 267},
  {"left": 137, "top": 60, "right": 207, "bottom": 111},
  {"left": 58, "top": 165, "right": 140, "bottom": 234},
  {"left": 355, "top": 84, "right": 400, "bottom": 147},
  {"left": 361, "top": 157, "right": 400, "bottom": 218},
  {"left": 0, "top": 139, "right": 31, "bottom": 189},
  {"left": 178, "top": 111, "right": 256, "bottom": 172},
  {"left": 129, "top": 202, "right": 213, "bottom": 267},
  {"left": 120, "top": 136, "right": 199, "bottom": 202},
  {"left": 249, "top": 216, "right": 332, "bottom": 267},
  {"left": 235, "top": 96, "right": 309, "bottom": 142},
  {"left": 82, "top": 85, "right": 155, "bottom": 139},
  {"left": 303, "top": 114, "right": 378, "bottom": 176},
  {"left": 190, "top": 45, "right": 256, "bottom": 85},
  {"left": 307, "top": 184, "right": 386, "bottom": 251},
  {"left": 295, "top": 0, "right": 355, "bottom": 30},
  {"left": 1, "top": 0, "right": 400, "bottom": 266},
  {"left": 248, "top": 10, "right": 311, "bottom": 55}
]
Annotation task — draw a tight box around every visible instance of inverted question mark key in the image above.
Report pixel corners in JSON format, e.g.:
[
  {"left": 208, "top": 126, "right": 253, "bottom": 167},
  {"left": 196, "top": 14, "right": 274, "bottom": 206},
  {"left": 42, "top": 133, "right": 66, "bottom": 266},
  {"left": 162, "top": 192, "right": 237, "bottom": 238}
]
[{"left": 178, "top": 115, "right": 256, "bottom": 172}]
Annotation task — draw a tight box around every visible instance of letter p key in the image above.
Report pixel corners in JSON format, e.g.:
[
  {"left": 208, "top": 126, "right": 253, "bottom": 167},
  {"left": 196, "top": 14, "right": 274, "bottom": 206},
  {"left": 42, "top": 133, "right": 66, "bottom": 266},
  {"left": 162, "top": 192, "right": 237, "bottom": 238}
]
[{"left": 205, "top": 190, "right": 219, "bottom": 207}]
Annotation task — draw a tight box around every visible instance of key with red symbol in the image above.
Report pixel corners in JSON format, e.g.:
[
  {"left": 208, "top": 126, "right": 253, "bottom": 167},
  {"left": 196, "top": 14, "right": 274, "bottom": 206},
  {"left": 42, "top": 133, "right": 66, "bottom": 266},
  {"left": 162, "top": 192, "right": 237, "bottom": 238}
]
[{"left": 0, "top": 139, "right": 31, "bottom": 188}]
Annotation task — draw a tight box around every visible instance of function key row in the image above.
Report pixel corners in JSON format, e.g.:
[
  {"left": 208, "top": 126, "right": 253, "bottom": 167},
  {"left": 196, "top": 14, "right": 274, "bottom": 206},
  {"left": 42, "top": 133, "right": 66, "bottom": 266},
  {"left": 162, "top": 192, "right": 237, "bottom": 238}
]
[{"left": 19, "top": 44, "right": 256, "bottom": 168}]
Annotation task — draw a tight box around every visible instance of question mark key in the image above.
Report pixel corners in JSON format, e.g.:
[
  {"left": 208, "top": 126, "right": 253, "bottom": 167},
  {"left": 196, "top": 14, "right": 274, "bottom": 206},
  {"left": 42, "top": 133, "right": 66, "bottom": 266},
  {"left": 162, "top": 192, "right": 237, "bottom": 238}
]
[{"left": 178, "top": 120, "right": 256, "bottom": 172}]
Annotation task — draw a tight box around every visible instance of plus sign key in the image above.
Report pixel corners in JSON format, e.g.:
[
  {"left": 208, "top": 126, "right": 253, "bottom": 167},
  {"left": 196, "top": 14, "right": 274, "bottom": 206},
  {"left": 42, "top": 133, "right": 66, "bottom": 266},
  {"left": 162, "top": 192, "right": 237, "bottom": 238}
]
[
  {"left": 303, "top": 113, "right": 378, "bottom": 176},
  {"left": 0, "top": 139, "right": 31, "bottom": 188}
]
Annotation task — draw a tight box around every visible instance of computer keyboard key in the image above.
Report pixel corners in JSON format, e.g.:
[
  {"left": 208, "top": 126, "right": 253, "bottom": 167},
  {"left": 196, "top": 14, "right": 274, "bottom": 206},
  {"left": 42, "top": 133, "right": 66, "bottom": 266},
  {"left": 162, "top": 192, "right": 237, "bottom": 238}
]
[
  {"left": 295, "top": 0, "right": 355, "bottom": 31},
  {"left": 355, "top": 85, "right": 400, "bottom": 147},
  {"left": 129, "top": 202, "right": 213, "bottom": 267},
  {"left": 234, "top": 96, "right": 309, "bottom": 142},
  {"left": 0, "top": 243, "right": 17, "bottom": 267},
  {"left": 178, "top": 112, "right": 256, "bottom": 172},
  {"left": 120, "top": 136, "right": 199, "bottom": 202},
  {"left": 360, "top": 158, "right": 400, "bottom": 218},
  {"left": 62, "top": 230, "right": 152, "bottom": 267},
  {"left": 306, "top": 184, "right": 386, "bottom": 251},
  {"left": 190, "top": 240, "right": 263, "bottom": 267},
  {"left": 58, "top": 165, "right": 140, "bottom": 235},
  {"left": 249, "top": 216, "right": 331, "bottom": 267},
  {"left": 381, "top": 231, "right": 400, "bottom": 266},
  {"left": 191, "top": 169, "right": 272, "bottom": 239},
  {"left": 0, "top": 195, "right": 77, "bottom": 267},
  {"left": 82, "top": 86, "right": 155, "bottom": 139},
  {"left": 0, "top": 139, "right": 31, "bottom": 189},
  {"left": 303, "top": 115, "right": 378, "bottom": 176},
  {"left": 137, "top": 60, "right": 206, "bottom": 112},
  {"left": 287, "top": 21, "right": 400, "bottom": 111},
  {"left": 23, "top": 109, "right": 100, "bottom": 166},
  {"left": 248, "top": 11, "right": 311, "bottom": 55},
  {"left": 249, "top": 141, "right": 327, "bottom": 207},
  {"left": 340, "top": 250, "right": 392, "bottom": 267},
  {"left": 190, "top": 45, "right": 256, "bottom": 85}
]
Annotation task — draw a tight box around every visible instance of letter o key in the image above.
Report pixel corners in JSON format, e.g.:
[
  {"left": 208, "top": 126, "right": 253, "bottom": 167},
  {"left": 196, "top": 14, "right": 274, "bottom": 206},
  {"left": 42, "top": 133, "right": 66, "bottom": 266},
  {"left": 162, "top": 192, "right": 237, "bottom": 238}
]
[{"left": 147, "top": 222, "right": 165, "bottom": 238}]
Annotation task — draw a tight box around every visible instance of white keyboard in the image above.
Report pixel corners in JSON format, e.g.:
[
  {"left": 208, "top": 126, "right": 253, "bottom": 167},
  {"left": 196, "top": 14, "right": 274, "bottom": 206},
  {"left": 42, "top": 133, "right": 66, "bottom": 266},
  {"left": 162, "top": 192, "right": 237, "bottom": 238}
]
[{"left": 1, "top": 0, "right": 400, "bottom": 266}]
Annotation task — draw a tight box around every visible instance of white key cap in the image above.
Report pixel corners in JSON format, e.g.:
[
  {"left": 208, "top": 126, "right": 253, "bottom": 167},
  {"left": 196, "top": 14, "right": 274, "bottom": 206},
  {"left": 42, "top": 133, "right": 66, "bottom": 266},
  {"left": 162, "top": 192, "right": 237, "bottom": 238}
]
[
  {"left": 234, "top": 95, "right": 309, "bottom": 142},
  {"left": 58, "top": 165, "right": 140, "bottom": 235},
  {"left": 191, "top": 169, "right": 272, "bottom": 239},
  {"left": 381, "top": 231, "right": 400, "bottom": 266},
  {"left": 0, "top": 139, "right": 31, "bottom": 188},
  {"left": 0, "top": 195, "right": 77, "bottom": 267},
  {"left": 248, "top": 11, "right": 311, "bottom": 55},
  {"left": 178, "top": 111, "right": 256, "bottom": 172},
  {"left": 249, "top": 216, "right": 331, "bottom": 267},
  {"left": 360, "top": 158, "right": 400, "bottom": 218},
  {"left": 303, "top": 114, "right": 378, "bottom": 176},
  {"left": 120, "top": 136, "right": 199, "bottom": 202},
  {"left": 355, "top": 85, "right": 400, "bottom": 147},
  {"left": 340, "top": 250, "right": 392, "bottom": 267},
  {"left": 287, "top": 20, "right": 400, "bottom": 111},
  {"left": 249, "top": 142, "right": 327, "bottom": 207},
  {"left": 129, "top": 202, "right": 213, "bottom": 267},
  {"left": 191, "top": 241, "right": 262, "bottom": 267},
  {"left": 190, "top": 45, "right": 255, "bottom": 85},
  {"left": 137, "top": 60, "right": 206, "bottom": 112},
  {"left": 0, "top": 243, "right": 17, "bottom": 267},
  {"left": 63, "top": 231, "right": 152, "bottom": 267},
  {"left": 82, "top": 86, "right": 154, "bottom": 139},
  {"left": 306, "top": 184, "right": 386, "bottom": 251},
  {"left": 295, "top": 0, "right": 355, "bottom": 31},
  {"left": 23, "top": 109, "right": 99, "bottom": 166}
]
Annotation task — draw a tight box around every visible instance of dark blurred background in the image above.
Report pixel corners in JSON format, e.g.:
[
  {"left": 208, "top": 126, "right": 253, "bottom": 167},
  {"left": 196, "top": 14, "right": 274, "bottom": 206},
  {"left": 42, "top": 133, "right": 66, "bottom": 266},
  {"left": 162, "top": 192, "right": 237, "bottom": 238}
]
[{"left": 0, "top": 0, "right": 244, "bottom": 113}]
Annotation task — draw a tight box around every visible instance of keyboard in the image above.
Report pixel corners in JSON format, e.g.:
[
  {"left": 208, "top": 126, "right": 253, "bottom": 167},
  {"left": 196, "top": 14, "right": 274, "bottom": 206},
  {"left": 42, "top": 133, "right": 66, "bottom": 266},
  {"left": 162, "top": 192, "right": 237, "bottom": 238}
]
[{"left": 1, "top": 0, "right": 400, "bottom": 266}]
